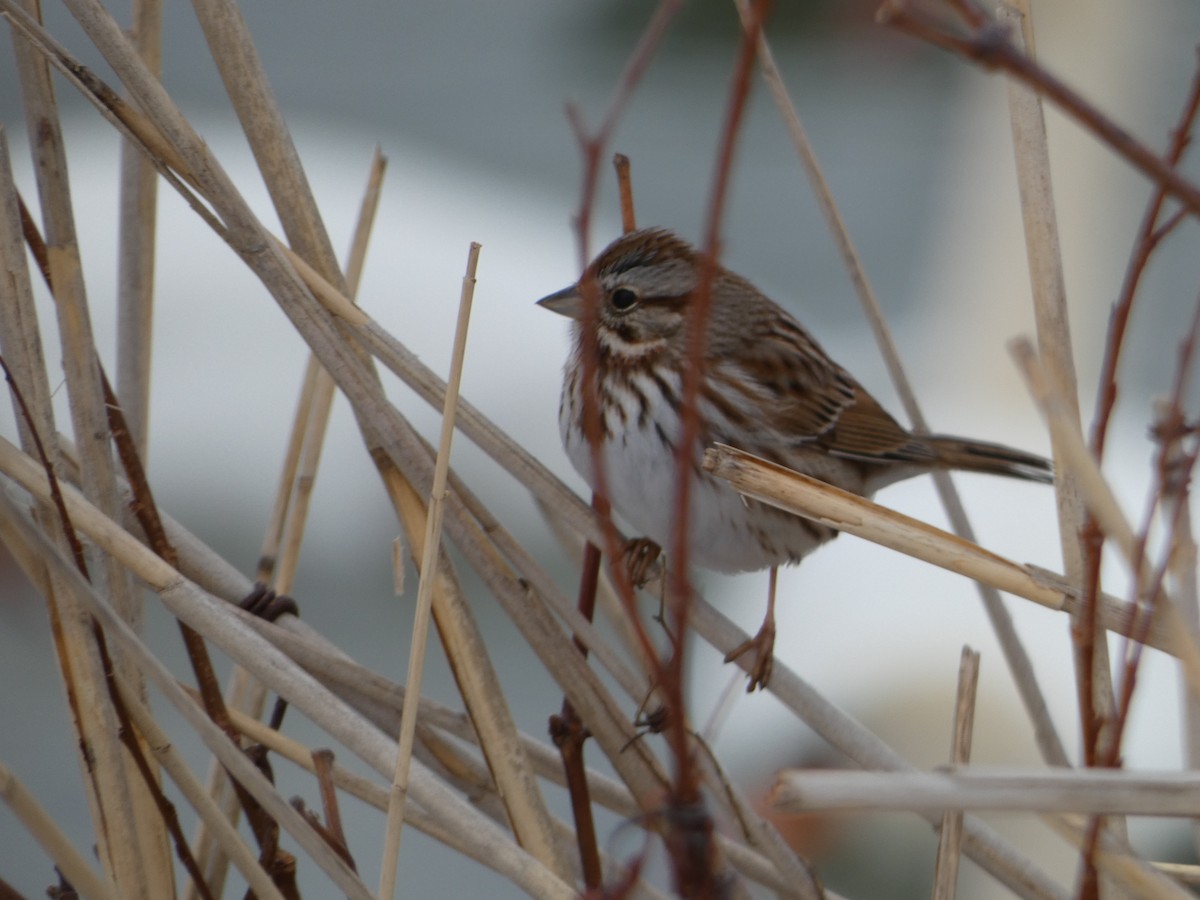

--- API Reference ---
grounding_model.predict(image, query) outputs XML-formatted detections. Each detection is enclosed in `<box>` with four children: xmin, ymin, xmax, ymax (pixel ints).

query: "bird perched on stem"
<box><xmin>540</xmin><ymin>227</ymin><xmax>1051</xmax><ymax>689</ymax></box>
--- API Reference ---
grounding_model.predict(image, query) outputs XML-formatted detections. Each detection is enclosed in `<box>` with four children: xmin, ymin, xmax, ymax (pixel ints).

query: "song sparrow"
<box><xmin>539</xmin><ymin>227</ymin><xmax>1051</xmax><ymax>688</ymax></box>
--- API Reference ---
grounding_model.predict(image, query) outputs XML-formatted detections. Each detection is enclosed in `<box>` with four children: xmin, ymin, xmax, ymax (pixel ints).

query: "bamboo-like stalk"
<box><xmin>0</xmin><ymin>761</ymin><xmax>119</xmax><ymax>900</ymax></box>
<box><xmin>188</xmin><ymin>0</ymin><xmax>345</xmax><ymax>286</ymax></box>
<box><xmin>774</xmin><ymin>767</ymin><xmax>1200</xmax><ymax>817</ymax></box>
<box><xmin>231</xmin><ymin>604</ymin><xmax>793</xmax><ymax>894</ymax></box>
<box><xmin>997</xmin><ymin>14</ymin><xmax>1115</xmax><ymax>844</ymax></box>
<box><xmin>932</xmin><ymin>647</ymin><xmax>980</xmax><ymax>900</ymax></box>
<box><xmin>115</xmin><ymin>0</ymin><xmax>162</xmax><ymax>461</ymax></box>
<box><xmin>734</xmin><ymin>0</ymin><xmax>1068</xmax><ymax>770</ymax></box>
<box><xmin>703</xmin><ymin>444</ymin><xmax>1175</xmax><ymax>655</ymax></box>
<box><xmin>388</xmin><ymin>321</ymin><xmax>570</xmax><ymax>882</ymax></box>
<box><xmin>220</xmin><ymin>705</ymin><xmax>589</xmax><ymax>899</ymax></box>
<box><xmin>274</xmin><ymin>149</ymin><xmax>386</xmax><ymax>593</ymax></box>
<box><xmin>380</xmin><ymin>243</ymin><xmax>479</xmax><ymax>891</ymax></box>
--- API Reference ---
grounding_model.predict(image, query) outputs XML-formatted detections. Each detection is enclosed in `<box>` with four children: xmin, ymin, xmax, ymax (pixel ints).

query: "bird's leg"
<box><xmin>723</xmin><ymin>566</ymin><xmax>777</xmax><ymax>691</ymax></box>
<box><xmin>620</xmin><ymin>536</ymin><xmax>671</xmax><ymax>629</ymax></box>
<box><xmin>622</xmin><ymin>537</ymin><xmax>663</xmax><ymax>589</ymax></box>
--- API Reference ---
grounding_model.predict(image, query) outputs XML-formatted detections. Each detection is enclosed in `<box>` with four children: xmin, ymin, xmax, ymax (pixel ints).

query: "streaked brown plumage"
<box><xmin>539</xmin><ymin>227</ymin><xmax>1050</xmax><ymax>686</ymax></box>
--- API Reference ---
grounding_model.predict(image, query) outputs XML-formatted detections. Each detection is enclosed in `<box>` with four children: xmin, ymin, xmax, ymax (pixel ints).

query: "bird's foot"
<box><xmin>724</xmin><ymin>619</ymin><xmax>776</xmax><ymax>692</ymax></box>
<box><xmin>622</xmin><ymin>537</ymin><xmax>663</xmax><ymax>589</ymax></box>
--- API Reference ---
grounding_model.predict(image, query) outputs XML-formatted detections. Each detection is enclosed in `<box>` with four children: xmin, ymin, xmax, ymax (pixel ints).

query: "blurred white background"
<box><xmin>2</xmin><ymin>1</ymin><xmax>1200</xmax><ymax>896</ymax></box>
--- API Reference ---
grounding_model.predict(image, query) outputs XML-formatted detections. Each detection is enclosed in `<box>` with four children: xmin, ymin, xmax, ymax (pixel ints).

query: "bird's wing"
<box><xmin>816</xmin><ymin>384</ymin><xmax>935</xmax><ymax>463</ymax></box>
<box><xmin>720</xmin><ymin>315</ymin><xmax>931</xmax><ymax>463</ymax></box>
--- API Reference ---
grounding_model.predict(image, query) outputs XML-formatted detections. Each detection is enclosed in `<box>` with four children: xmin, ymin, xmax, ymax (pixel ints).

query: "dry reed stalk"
<box><xmin>385</xmin><ymin>467</ymin><xmax>569</xmax><ymax>880</ymax></box>
<box><xmin>704</xmin><ymin>444</ymin><xmax>1176</xmax><ymax>654</ymax></box>
<box><xmin>932</xmin><ymin>647</ymin><xmax>980</xmax><ymax>900</ymax></box>
<box><xmin>115</xmin><ymin>0</ymin><xmax>162</xmax><ymax>460</ymax></box>
<box><xmin>775</xmin><ymin>767</ymin><xmax>1200</xmax><ymax>817</ymax></box>
<box><xmin>256</xmin><ymin>352</ymin><xmax>320</xmax><ymax>587</ymax></box>
<box><xmin>0</xmin><ymin>762</ymin><xmax>120</xmax><ymax>900</ymax></box>
<box><xmin>995</xmin><ymin>27</ymin><xmax>1120</xmax><ymax>888</ymax></box>
<box><xmin>201</xmin><ymin>693</ymin><xmax>582</xmax><ymax>898</ymax></box>
<box><xmin>379</xmin><ymin>242</ymin><xmax>476</xmax><ymax>885</ymax></box>
<box><xmin>1153</xmin><ymin>863</ymin><xmax>1200</xmax><ymax>887</ymax></box>
<box><xmin>232</xmin><ymin>600</ymin><xmax>797</xmax><ymax>894</ymax></box>
<box><xmin>273</xmin><ymin>149</ymin><xmax>387</xmax><ymax>595</ymax></box>
<box><xmin>1045</xmin><ymin>815</ymin><xmax>1193</xmax><ymax>900</ymax></box>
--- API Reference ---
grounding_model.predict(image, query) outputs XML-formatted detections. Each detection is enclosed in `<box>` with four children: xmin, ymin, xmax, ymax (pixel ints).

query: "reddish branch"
<box><xmin>665</xmin><ymin>4</ymin><xmax>771</xmax><ymax>894</ymax></box>
<box><xmin>566</xmin><ymin>0</ymin><xmax>775</xmax><ymax>891</ymax></box>
<box><xmin>569</xmin><ymin>0</ymin><xmax>683</xmax><ymax>683</ymax></box>
<box><xmin>560</xmin><ymin>8</ymin><xmax>681</xmax><ymax>889</ymax></box>
<box><xmin>878</xmin><ymin>1</ymin><xmax>1200</xmax><ymax>218</ymax></box>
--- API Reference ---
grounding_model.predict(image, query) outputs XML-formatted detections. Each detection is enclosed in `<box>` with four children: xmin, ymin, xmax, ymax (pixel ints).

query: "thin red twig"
<box><xmin>667</xmin><ymin>0</ymin><xmax>770</xmax><ymax>795</ymax></box>
<box><xmin>562</xmin><ymin>5</ymin><xmax>681</xmax><ymax>890</ymax></box>
<box><xmin>879</xmin><ymin>2</ymin><xmax>1200</xmax><ymax>218</ymax></box>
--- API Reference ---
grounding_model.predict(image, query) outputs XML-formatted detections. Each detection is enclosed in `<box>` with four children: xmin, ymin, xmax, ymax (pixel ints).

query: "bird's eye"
<box><xmin>610</xmin><ymin>287</ymin><xmax>639</xmax><ymax>311</ymax></box>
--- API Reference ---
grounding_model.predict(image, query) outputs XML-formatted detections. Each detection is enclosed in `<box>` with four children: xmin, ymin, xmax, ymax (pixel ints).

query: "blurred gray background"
<box><xmin>3</xmin><ymin>1</ymin><xmax>1200</xmax><ymax>897</ymax></box>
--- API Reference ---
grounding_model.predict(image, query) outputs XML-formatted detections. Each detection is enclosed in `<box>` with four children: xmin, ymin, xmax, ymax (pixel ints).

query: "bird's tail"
<box><xmin>924</xmin><ymin>435</ymin><xmax>1053</xmax><ymax>484</ymax></box>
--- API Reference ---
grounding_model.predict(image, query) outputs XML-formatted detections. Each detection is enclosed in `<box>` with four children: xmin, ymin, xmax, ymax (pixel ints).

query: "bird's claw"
<box><xmin>724</xmin><ymin>620</ymin><xmax>776</xmax><ymax>692</ymax></box>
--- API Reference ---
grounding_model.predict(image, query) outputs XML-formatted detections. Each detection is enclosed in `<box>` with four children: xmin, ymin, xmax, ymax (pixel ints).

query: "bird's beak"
<box><xmin>536</xmin><ymin>284</ymin><xmax>583</xmax><ymax>320</ymax></box>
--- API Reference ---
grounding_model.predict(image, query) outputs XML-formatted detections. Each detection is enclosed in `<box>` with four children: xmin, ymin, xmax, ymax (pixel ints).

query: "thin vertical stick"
<box><xmin>115</xmin><ymin>0</ymin><xmax>162</xmax><ymax>461</ymax></box>
<box><xmin>614</xmin><ymin>153</ymin><xmax>637</xmax><ymax>233</ymax></box>
<box><xmin>556</xmin><ymin>150</ymin><xmax>639</xmax><ymax>889</ymax></box>
<box><xmin>933</xmin><ymin>646</ymin><xmax>980</xmax><ymax>900</ymax></box>
<box><xmin>997</xmin><ymin>0</ymin><xmax>1102</xmax><ymax>737</ymax></box>
<box><xmin>379</xmin><ymin>242</ymin><xmax>480</xmax><ymax>897</ymax></box>
<box><xmin>999</xmin><ymin>7</ymin><xmax>1120</xmax><ymax>892</ymax></box>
